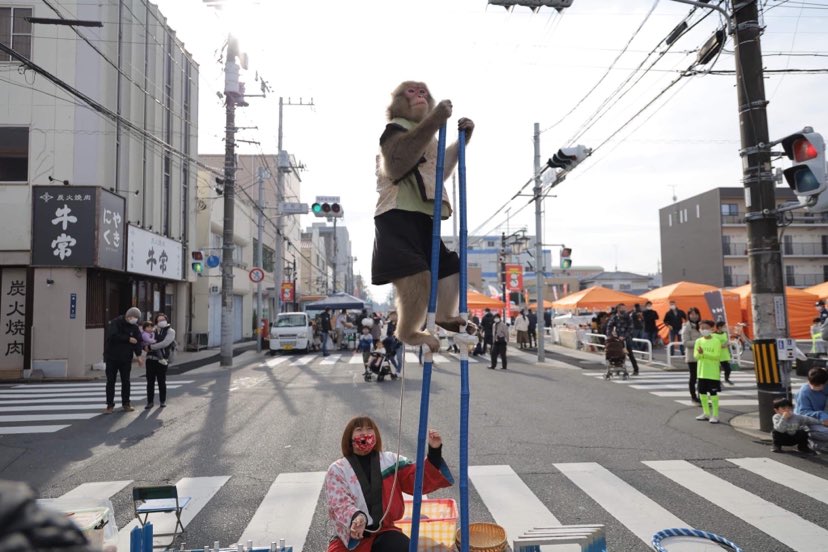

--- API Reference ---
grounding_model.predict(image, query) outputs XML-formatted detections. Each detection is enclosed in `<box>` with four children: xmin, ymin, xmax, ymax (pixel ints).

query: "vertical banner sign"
<box><xmin>97</xmin><ymin>189</ymin><xmax>126</xmax><ymax>270</ymax></box>
<box><xmin>69</xmin><ymin>293</ymin><xmax>77</xmax><ymax>320</ymax></box>
<box><xmin>31</xmin><ymin>186</ymin><xmax>96</xmax><ymax>266</ymax></box>
<box><xmin>703</xmin><ymin>290</ymin><xmax>728</xmax><ymax>325</ymax></box>
<box><xmin>0</xmin><ymin>268</ymin><xmax>26</xmax><ymax>370</ymax></box>
<box><xmin>281</xmin><ymin>282</ymin><xmax>294</xmax><ymax>302</ymax></box>
<box><xmin>505</xmin><ymin>264</ymin><xmax>523</xmax><ymax>291</ymax></box>
<box><xmin>773</xmin><ymin>295</ymin><xmax>787</xmax><ymax>331</ymax></box>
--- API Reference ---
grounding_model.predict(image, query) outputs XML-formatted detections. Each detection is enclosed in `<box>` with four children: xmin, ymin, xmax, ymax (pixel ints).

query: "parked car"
<box><xmin>270</xmin><ymin>312</ymin><xmax>314</xmax><ymax>354</ymax></box>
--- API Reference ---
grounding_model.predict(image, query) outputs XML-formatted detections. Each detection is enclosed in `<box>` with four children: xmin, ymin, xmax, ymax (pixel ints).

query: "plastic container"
<box><xmin>38</xmin><ymin>497</ymin><xmax>118</xmax><ymax>551</ymax></box>
<box><xmin>395</xmin><ymin>498</ymin><xmax>458</xmax><ymax>552</ymax></box>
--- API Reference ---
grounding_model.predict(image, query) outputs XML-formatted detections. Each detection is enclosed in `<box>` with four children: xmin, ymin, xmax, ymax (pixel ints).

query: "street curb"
<box><xmin>730</xmin><ymin>411</ymin><xmax>772</xmax><ymax>442</ymax></box>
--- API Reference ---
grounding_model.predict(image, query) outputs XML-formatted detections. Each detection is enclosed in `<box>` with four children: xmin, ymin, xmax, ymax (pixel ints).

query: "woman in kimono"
<box><xmin>325</xmin><ymin>416</ymin><xmax>453</xmax><ymax>551</ymax></box>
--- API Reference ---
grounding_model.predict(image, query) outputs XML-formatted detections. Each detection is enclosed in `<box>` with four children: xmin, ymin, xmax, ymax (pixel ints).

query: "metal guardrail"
<box><xmin>665</xmin><ymin>342</ymin><xmax>684</xmax><ymax>368</ymax></box>
<box><xmin>632</xmin><ymin>338</ymin><xmax>653</xmax><ymax>362</ymax></box>
<box><xmin>579</xmin><ymin>333</ymin><xmax>652</xmax><ymax>362</ymax></box>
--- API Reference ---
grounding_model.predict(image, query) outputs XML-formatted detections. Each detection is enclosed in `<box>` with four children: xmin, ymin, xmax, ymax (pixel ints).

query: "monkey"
<box><xmin>371</xmin><ymin>81</ymin><xmax>476</xmax><ymax>353</ymax></box>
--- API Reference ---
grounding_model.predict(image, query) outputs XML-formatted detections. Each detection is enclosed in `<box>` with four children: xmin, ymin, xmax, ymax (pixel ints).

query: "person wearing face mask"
<box><xmin>145</xmin><ymin>313</ymin><xmax>176</xmax><ymax>409</ymax></box>
<box><xmin>663</xmin><ymin>301</ymin><xmax>687</xmax><ymax>355</ymax></box>
<box><xmin>681</xmin><ymin>307</ymin><xmax>702</xmax><ymax>404</ymax></box>
<box><xmin>489</xmin><ymin>314</ymin><xmax>509</xmax><ymax>369</ymax></box>
<box><xmin>642</xmin><ymin>301</ymin><xmax>660</xmax><ymax>348</ymax></box>
<box><xmin>324</xmin><ymin>416</ymin><xmax>453</xmax><ymax>552</ymax></box>
<box><xmin>103</xmin><ymin>306</ymin><xmax>143</xmax><ymax>413</ymax></box>
<box><xmin>606</xmin><ymin>303</ymin><xmax>639</xmax><ymax>376</ymax></box>
<box><xmin>694</xmin><ymin>320</ymin><xmax>723</xmax><ymax>424</ymax></box>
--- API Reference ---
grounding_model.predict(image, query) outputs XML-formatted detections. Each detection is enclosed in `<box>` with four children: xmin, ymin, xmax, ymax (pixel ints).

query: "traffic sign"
<box><xmin>206</xmin><ymin>255</ymin><xmax>221</xmax><ymax>268</ymax></box>
<box><xmin>315</xmin><ymin>195</ymin><xmax>340</xmax><ymax>203</ymax></box>
<box><xmin>249</xmin><ymin>267</ymin><xmax>265</xmax><ymax>283</ymax></box>
<box><xmin>280</xmin><ymin>202</ymin><xmax>309</xmax><ymax>215</ymax></box>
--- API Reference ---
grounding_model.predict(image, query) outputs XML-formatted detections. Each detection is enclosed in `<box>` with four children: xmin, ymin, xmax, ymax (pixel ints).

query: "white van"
<box><xmin>269</xmin><ymin>312</ymin><xmax>314</xmax><ymax>354</ymax></box>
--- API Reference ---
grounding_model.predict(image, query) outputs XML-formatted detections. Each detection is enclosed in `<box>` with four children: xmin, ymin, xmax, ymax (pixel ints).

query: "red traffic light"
<box><xmin>191</xmin><ymin>250</ymin><xmax>204</xmax><ymax>261</ymax></box>
<box><xmin>793</xmin><ymin>138</ymin><xmax>818</xmax><ymax>162</ymax></box>
<box><xmin>560</xmin><ymin>247</ymin><xmax>572</xmax><ymax>258</ymax></box>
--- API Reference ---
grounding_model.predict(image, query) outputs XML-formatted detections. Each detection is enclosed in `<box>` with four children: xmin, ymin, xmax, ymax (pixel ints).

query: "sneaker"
<box><xmin>144</xmin><ymin>403</ymin><xmax>153</xmax><ymax>410</ymax></box>
<box><xmin>709</xmin><ymin>417</ymin><xmax>719</xmax><ymax>424</ymax></box>
<box><xmin>695</xmin><ymin>414</ymin><xmax>709</xmax><ymax>421</ymax></box>
<box><xmin>798</xmin><ymin>446</ymin><xmax>816</xmax><ymax>455</ymax></box>
<box><xmin>103</xmin><ymin>406</ymin><xmax>114</xmax><ymax>414</ymax></box>
<box><xmin>725</xmin><ymin>379</ymin><xmax>734</xmax><ymax>386</ymax></box>
<box><xmin>633</xmin><ymin>370</ymin><xmax>639</xmax><ymax>376</ymax></box>
<box><xmin>122</xmin><ymin>405</ymin><xmax>135</xmax><ymax>412</ymax></box>
<box><xmin>772</xmin><ymin>445</ymin><xmax>783</xmax><ymax>453</ymax></box>
<box><xmin>160</xmin><ymin>403</ymin><xmax>166</xmax><ymax>408</ymax></box>
<box><xmin>159</xmin><ymin>359</ymin><xmax>168</xmax><ymax>366</ymax></box>
<box><xmin>488</xmin><ymin>366</ymin><xmax>495</xmax><ymax>370</ymax></box>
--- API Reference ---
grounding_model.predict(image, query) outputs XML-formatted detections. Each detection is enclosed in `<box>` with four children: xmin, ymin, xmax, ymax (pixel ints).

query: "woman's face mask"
<box><xmin>157</xmin><ymin>320</ymin><xmax>169</xmax><ymax>328</ymax></box>
<box><xmin>352</xmin><ymin>431</ymin><xmax>376</xmax><ymax>454</ymax></box>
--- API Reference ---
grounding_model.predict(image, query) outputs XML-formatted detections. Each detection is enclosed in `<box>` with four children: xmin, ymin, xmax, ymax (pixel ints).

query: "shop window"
<box><xmin>0</xmin><ymin>7</ymin><xmax>32</xmax><ymax>62</ymax></box>
<box><xmin>0</xmin><ymin>126</ymin><xmax>28</xmax><ymax>182</ymax></box>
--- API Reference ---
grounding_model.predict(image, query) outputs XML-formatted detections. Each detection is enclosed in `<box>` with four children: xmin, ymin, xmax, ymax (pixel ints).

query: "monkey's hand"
<box><xmin>433</xmin><ymin>99</ymin><xmax>453</xmax><ymax>123</ymax></box>
<box><xmin>458</xmin><ymin>117</ymin><xmax>474</xmax><ymax>143</ymax></box>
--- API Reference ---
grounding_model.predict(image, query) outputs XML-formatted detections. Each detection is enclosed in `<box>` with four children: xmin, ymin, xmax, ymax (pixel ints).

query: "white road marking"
<box><xmin>59</xmin><ymin>480</ymin><xmax>133</xmax><ymax>500</ymax></box>
<box><xmin>264</xmin><ymin>357</ymin><xmax>290</xmax><ymax>367</ymax></box>
<box><xmin>0</xmin><ymin>424</ymin><xmax>70</xmax><ymax>434</ymax></box>
<box><xmin>644</xmin><ymin>460</ymin><xmax>828</xmax><ymax>551</ymax></box>
<box><xmin>292</xmin><ymin>355</ymin><xmax>315</xmax><ymax>366</ymax></box>
<box><xmin>674</xmin><ymin>399</ymin><xmax>760</xmax><ymax>407</ymax></box>
<box><xmin>320</xmin><ymin>354</ymin><xmax>341</xmax><ymax>365</ymax></box>
<box><xmin>727</xmin><ymin>457</ymin><xmax>828</xmax><ymax>505</ymax></box>
<box><xmin>0</xmin><ymin>404</ymin><xmax>114</xmax><ymax>412</ymax></box>
<box><xmin>0</xmin><ymin>413</ymin><xmax>99</xmax><ymax>422</ymax></box>
<box><xmin>238</xmin><ymin>471</ymin><xmax>326</xmax><ymax>551</ymax></box>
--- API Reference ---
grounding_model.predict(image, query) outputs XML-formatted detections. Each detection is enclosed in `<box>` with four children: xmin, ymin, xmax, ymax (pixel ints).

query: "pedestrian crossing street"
<box><xmin>582</xmin><ymin>370</ymin><xmax>806</xmax><ymax>408</ymax></box>
<box><xmin>43</xmin><ymin>456</ymin><xmax>828</xmax><ymax>551</ymax></box>
<box><xmin>0</xmin><ymin>380</ymin><xmax>195</xmax><ymax>435</ymax></box>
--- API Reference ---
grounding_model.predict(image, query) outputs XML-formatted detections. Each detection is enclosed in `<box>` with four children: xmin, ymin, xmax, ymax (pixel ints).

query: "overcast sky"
<box><xmin>154</xmin><ymin>0</ymin><xmax>828</xmax><ymax>302</ymax></box>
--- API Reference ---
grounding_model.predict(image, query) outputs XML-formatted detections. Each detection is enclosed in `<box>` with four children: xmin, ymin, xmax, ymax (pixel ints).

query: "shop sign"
<box><xmin>126</xmin><ymin>225</ymin><xmax>183</xmax><ymax>281</ymax></box>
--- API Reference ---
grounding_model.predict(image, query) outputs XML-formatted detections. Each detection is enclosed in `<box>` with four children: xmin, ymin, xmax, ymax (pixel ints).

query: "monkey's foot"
<box><xmin>437</xmin><ymin>318</ymin><xmax>478</xmax><ymax>336</ymax></box>
<box><xmin>402</xmin><ymin>331</ymin><xmax>440</xmax><ymax>353</ymax></box>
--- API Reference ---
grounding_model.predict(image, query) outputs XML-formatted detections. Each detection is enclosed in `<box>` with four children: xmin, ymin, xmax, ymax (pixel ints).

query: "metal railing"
<box><xmin>579</xmin><ymin>333</ymin><xmax>652</xmax><ymax>362</ymax></box>
<box><xmin>722</xmin><ymin>242</ymin><xmax>748</xmax><ymax>256</ymax></box>
<box><xmin>785</xmin><ymin>273</ymin><xmax>825</xmax><ymax>287</ymax></box>
<box><xmin>721</xmin><ymin>214</ymin><xmax>745</xmax><ymax>225</ymax></box>
<box><xmin>783</xmin><ymin>242</ymin><xmax>828</xmax><ymax>256</ymax></box>
<box><xmin>665</xmin><ymin>341</ymin><xmax>685</xmax><ymax>368</ymax></box>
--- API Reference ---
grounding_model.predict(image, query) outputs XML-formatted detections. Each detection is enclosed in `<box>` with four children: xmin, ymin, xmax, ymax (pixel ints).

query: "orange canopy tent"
<box><xmin>552</xmin><ymin>286</ymin><xmax>642</xmax><ymax>311</ymax></box>
<box><xmin>467</xmin><ymin>290</ymin><xmax>505</xmax><ymax>310</ymax></box>
<box><xmin>640</xmin><ymin>281</ymin><xmax>743</xmax><ymax>342</ymax></box>
<box><xmin>527</xmin><ymin>300</ymin><xmax>555</xmax><ymax>310</ymax></box>
<box><xmin>731</xmin><ymin>284</ymin><xmax>818</xmax><ymax>339</ymax></box>
<box><xmin>806</xmin><ymin>281</ymin><xmax>828</xmax><ymax>301</ymax></box>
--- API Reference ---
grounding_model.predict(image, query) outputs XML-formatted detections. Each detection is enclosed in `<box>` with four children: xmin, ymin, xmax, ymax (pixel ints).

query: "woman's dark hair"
<box><xmin>153</xmin><ymin>313</ymin><xmax>168</xmax><ymax>324</ymax></box>
<box><xmin>341</xmin><ymin>416</ymin><xmax>383</xmax><ymax>457</ymax></box>
<box><xmin>687</xmin><ymin>307</ymin><xmax>701</xmax><ymax>329</ymax></box>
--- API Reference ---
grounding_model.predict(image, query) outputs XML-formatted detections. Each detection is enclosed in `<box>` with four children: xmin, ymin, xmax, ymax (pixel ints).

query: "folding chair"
<box><xmin>132</xmin><ymin>485</ymin><xmax>192</xmax><ymax>539</ymax></box>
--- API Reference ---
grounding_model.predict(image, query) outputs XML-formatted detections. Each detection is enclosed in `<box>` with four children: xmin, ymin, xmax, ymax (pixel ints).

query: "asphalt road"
<box><xmin>1</xmin><ymin>346</ymin><xmax>826</xmax><ymax>551</ymax></box>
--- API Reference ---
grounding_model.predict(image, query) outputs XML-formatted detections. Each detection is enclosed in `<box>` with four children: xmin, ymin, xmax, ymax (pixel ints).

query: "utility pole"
<box><xmin>256</xmin><ymin>165</ymin><xmax>265</xmax><ymax>354</ymax></box>
<box><xmin>733</xmin><ymin>1</ymin><xmax>789</xmax><ymax>430</ymax></box>
<box><xmin>332</xmin><ymin>217</ymin><xmax>338</xmax><ymax>293</ymax></box>
<box><xmin>220</xmin><ymin>35</ymin><xmax>240</xmax><ymax>367</ymax></box>
<box><xmin>275</xmin><ymin>96</ymin><xmax>314</xmax><ymax>314</ymax></box>
<box><xmin>533</xmin><ymin>122</ymin><xmax>545</xmax><ymax>363</ymax></box>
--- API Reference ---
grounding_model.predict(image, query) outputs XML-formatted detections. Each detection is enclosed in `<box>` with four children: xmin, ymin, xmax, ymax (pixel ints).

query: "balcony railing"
<box><xmin>724</xmin><ymin>274</ymin><xmax>750</xmax><ymax>287</ymax></box>
<box><xmin>789</xmin><ymin>213</ymin><xmax>828</xmax><ymax>225</ymax></box>
<box><xmin>722</xmin><ymin>242</ymin><xmax>748</xmax><ymax>256</ymax></box>
<box><xmin>785</xmin><ymin>273</ymin><xmax>826</xmax><ymax>287</ymax></box>
<box><xmin>782</xmin><ymin>242</ymin><xmax>828</xmax><ymax>256</ymax></box>
<box><xmin>721</xmin><ymin>214</ymin><xmax>744</xmax><ymax>225</ymax></box>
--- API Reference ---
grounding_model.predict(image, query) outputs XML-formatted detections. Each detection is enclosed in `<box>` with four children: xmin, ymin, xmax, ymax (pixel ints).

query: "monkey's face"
<box><xmin>387</xmin><ymin>81</ymin><xmax>434</xmax><ymax>122</ymax></box>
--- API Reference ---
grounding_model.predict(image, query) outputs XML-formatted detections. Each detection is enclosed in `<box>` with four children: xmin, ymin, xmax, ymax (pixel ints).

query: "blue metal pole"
<box><xmin>457</xmin><ymin>129</ymin><xmax>470</xmax><ymax>552</ymax></box>
<box><xmin>409</xmin><ymin>124</ymin><xmax>447</xmax><ymax>552</ymax></box>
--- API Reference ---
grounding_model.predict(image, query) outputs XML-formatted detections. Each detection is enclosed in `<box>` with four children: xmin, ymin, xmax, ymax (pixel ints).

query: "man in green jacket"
<box><xmin>694</xmin><ymin>320</ymin><xmax>723</xmax><ymax>424</ymax></box>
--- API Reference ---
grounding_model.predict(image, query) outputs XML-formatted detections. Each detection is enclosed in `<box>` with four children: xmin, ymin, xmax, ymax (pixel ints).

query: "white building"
<box><xmin>0</xmin><ymin>1</ymin><xmax>197</xmax><ymax>378</ymax></box>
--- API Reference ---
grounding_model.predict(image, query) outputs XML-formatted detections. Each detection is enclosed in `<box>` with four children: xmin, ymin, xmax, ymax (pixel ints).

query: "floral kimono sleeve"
<box><xmin>395</xmin><ymin>454</ymin><xmax>454</xmax><ymax>496</ymax></box>
<box><xmin>325</xmin><ymin>463</ymin><xmax>364</xmax><ymax>550</ymax></box>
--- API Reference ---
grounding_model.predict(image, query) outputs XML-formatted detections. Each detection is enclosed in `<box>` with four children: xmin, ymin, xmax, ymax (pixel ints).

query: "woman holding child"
<box><xmin>145</xmin><ymin>313</ymin><xmax>175</xmax><ymax>409</ymax></box>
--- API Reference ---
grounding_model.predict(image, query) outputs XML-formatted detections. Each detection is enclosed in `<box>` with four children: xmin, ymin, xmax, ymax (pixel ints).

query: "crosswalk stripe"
<box><xmin>0</xmin><ymin>404</ymin><xmax>111</xmax><ymax>412</ymax></box>
<box><xmin>554</xmin><ymin>462</ymin><xmax>697</xmax><ymax>552</ymax></box>
<box><xmin>59</xmin><ymin>480</ymin><xmax>133</xmax><ymax>500</ymax></box>
<box><xmin>116</xmin><ymin>476</ymin><xmax>231</xmax><ymax>551</ymax></box>
<box><xmin>0</xmin><ymin>424</ymin><xmax>69</xmax><ymax>434</ymax></box>
<box><xmin>405</xmin><ymin>352</ymin><xmax>420</xmax><ymax>364</ymax></box>
<box><xmin>349</xmin><ymin>354</ymin><xmax>365</xmax><ymax>364</ymax></box>
<box><xmin>292</xmin><ymin>355</ymin><xmax>315</xmax><ymax>366</ymax></box>
<box><xmin>0</xmin><ymin>385</ymin><xmax>183</xmax><ymax>398</ymax></box>
<box><xmin>653</xmin><ymin>390</ymin><xmax>759</xmax><ymax>397</ymax></box>
<box><xmin>675</xmin><ymin>399</ymin><xmax>760</xmax><ymax>407</ymax></box>
<box><xmin>727</xmin><ymin>457</ymin><xmax>828</xmax><ymax>506</ymax></box>
<box><xmin>238</xmin><ymin>472</ymin><xmax>326</xmax><ymax>551</ymax></box>
<box><xmin>0</xmin><ymin>397</ymin><xmax>131</xmax><ymax>405</ymax></box>
<box><xmin>0</xmin><ymin>413</ymin><xmax>99</xmax><ymax>422</ymax></box>
<box><xmin>468</xmin><ymin>465</ymin><xmax>562</xmax><ymax>548</ymax></box>
<box><xmin>432</xmin><ymin>354</ymin><xmax>450</xmax><ymax>364</ymax></box>
<box><xmin>644</xmin><ymin>460</ymin><xmax>828</xmax><ymax>551</ymax></box>
<box><xmin>6</xmin><ymin>380</ymin><xmax>195</xmax><ymax>389</ymax></box>
<box><xmin>265</xmin><ymin>357</ymin><xmax>290</xmax><ymax>367</ymax></box>
<box><xmin>320</xmin><ymin>354</ymin><xmax>341</xmax><ymax>365</ymax></box>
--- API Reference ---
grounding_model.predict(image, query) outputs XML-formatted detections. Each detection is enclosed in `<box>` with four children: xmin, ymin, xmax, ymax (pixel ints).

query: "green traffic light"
<box><xmin>192</xmin><ymin>262</ymin><xmax>204</xmax><ymax>273</ymax></box>
<box><xmin>312</xmin><ymin>203</ymin><xmax>322</xmax><ymax>214</ymax></box>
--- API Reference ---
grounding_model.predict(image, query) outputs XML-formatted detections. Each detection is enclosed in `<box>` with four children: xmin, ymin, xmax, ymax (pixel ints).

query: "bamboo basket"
<box><xmin>455</xmin><ymin>522</ymin><xmax>507</xmax><ymax>552</ymax></box>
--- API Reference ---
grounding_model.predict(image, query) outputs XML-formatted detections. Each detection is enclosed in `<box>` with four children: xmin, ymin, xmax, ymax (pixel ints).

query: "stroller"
<box><xmin>363</xmin><ymin>337</ymin><xmax>401</xmax><ymax>383</ymax></box>
<box><xmin>604</xmin><ymin>335</ymin><xmax>629</xmax><ymax>380</ymax></box>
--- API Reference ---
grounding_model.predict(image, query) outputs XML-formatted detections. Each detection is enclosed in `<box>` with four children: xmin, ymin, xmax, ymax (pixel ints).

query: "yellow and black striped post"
<box><xmin>751</xmin><ymin>339</ymin><xmax>790</xmax><ymax>431</ymax></box>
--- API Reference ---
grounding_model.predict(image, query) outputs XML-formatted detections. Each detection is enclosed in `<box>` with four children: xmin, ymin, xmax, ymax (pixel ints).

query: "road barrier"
<box><xmin>665</xmin><ymin>342</ymin><xmax>684</xmax><ymax>369</ymax></box>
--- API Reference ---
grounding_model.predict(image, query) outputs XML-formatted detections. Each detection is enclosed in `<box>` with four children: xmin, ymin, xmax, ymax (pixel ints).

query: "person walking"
<box><xmin>481</xmin><ymin>308</ymin><xmax>494</xmax><ymax>355</ymax></box>
<box><xmin>606</xmin><ymin>303</ymin><xmax>640</xmax><ymax>376</ymax></box>
<box><xmin>489</xmin><ymin>314</ymin><xmax>509</xmax><ymax>370</ymax></box>
<box><xmin>103</xmin><ymin>307</ymin><xmax>142</xmax><ymax>413</ymax></box>
<box><xmin>642</xmin><ymin>301</ymin><xmax>660</xmax><ymax>348</ymax></box>
<box><xmin>664</xmin><ymin>301</ymin><xmax>687</xmax><ymax>355</ymax></box>
<box><xmin>631</xmin><ymin>304</ymin><xmax>644</xmax><ymax>351</ymax></box>
<box><xmin>527</xmin><ymin>308</ymin><xmax>538</xmax><ymax>349</ymax></box>
<box><xmin>319</xmin><ymin>307</ymin><xmax>333</xmax><ymax>357</ymax></box>
<box><xmin>145</xmin><ymin>313</ymin><xmax>176</xmax><ymax>409</ymax></box>
<box><xmin>681</xmin><ymin>307</ymin><xmax>702</xmax><ymax>404</ymax></box>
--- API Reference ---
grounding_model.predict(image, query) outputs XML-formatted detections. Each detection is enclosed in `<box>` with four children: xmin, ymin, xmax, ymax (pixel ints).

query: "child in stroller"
<box><xmin>364</xmin><ymin>340</ymin><xmax>400</xmax><ymax>382</ymax></box>
<box><xmin>604</xmin><ymin>335</ymin><xmax>629</xmax><ymax>380</ymax></box>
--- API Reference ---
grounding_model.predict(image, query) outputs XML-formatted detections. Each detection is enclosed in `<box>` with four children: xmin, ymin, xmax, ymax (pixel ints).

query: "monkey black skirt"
<box><xmin>372</xmin><ymin>209</ymin><xmax>460</xmax><ymax>286</ymax></box>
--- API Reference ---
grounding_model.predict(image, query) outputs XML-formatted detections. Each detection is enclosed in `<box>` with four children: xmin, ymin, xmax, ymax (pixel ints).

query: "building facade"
<box><xmin>579</xmin><ymin>271</ymin><xmax>653</xmax><ymax>295</ymax></box>
<box><xmin>660</xmin><ymin>187</ymin><xmax>828</xmax><ymax>288</ymax></box>
<box><xmin>310</xmin><ymin>221</ymin><xmax>353</xmax><ymax>295</ymax></box>
<box><xmin>0</xmin><ymin>0</ymin><xmax>197</xmax><ymax>378</ymax></box>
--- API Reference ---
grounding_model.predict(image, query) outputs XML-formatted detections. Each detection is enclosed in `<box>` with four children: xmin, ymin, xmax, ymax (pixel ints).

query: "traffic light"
<box><xmin>781</xmin><ymin>128</ymin><xmax>826</xmax><ymax>211</ymax></box>
<box><xmin>560</xmin><ymin>247</ymin><xmax>572</xmax><ymax>269</ymax></box>
<box><xmin>311</xmin><ymin>202</ymin><xmax>343</xmax><ymax>218</ymax></box>
<box><xmin>547</xmin><ymin>145</ymin><xmax>591</xmax><ymax>170</ymax></box>
<box><xmin>191</xmin><ymin>250</ymin><xmax>205</xmax><ymax>275</ymax></box>
<box><xmin>488</xmin><ymin>0</ymin><xmax>574</xmax><ymax>12</ymax></box>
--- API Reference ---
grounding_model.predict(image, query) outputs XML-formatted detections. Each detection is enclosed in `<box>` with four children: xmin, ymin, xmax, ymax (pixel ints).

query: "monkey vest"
<box><xmin>374</xmin><ymin>117</ymin><xmax>453</xmax><ymax>220</ymax></box>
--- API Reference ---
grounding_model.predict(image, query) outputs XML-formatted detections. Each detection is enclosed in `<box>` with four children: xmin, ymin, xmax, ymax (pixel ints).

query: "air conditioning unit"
<box><xmin>209</xmin><ymin>285</ymin><xmax>220</xmax><ymax>295</ymax></box>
